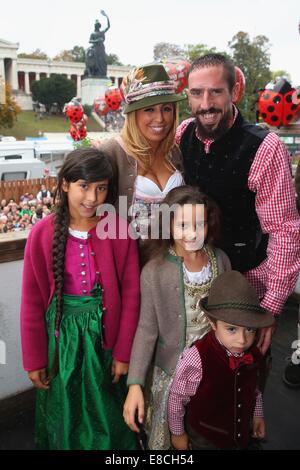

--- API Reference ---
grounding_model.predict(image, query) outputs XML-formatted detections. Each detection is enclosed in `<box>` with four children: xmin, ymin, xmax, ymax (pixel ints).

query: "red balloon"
<box><xmin>94</xmin><ymin>97</ymin><xmax>109</xmax><ymax>116</ymax></box>
<box><xmin>258</xmin><ymin>78</ymin><xmax>300</xmax><ymax>127</ymax></box>
<box><xmin>69</xmin><ymin>120</ymin><xmax>87</xmax><ymax>141</ymax></box>
<box><xmin>233</xmin><ymin>66</ymin><xmax>245</xmax><ymax>104</ymax></box>
<box><xmin>105</xmin><ymin>86</ymin><xmax>123</xmax><ymax>111</ymax></box>
<box><xmin>64</xmin><ymin>99</ymin><xmax>84</xmax><ymax>123</ymax></box>
<box><xmin>164</xmin><ymin>60</ymin><xmax>190</xmax><ymax>94</ymax></box>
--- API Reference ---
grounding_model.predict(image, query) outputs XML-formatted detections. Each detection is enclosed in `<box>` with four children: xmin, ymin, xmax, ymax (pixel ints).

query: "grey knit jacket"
<box><xmin>127</xmin><ymin>249</ymin><xmax>231</xmax><ymax>386</ymax></box>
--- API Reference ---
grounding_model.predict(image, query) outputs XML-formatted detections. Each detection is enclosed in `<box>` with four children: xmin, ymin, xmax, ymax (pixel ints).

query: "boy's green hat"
<box><xmin>123</xmin><ymin>63</ymin><xmax>185</xmax><ymax>114</ymax></box>
<box><xmin>201</xmin><ymin>271</ymin><xmax>275</xmax><ymax>328</ymax></box>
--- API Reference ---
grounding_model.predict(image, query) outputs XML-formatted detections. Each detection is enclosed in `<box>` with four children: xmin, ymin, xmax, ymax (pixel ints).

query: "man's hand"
<box><xmin>257</xmin><ymin>325</ymin><xmax>276</xmax><ymax>355</ymax></box>
<box><xmin>171</xmin><ymin>432</ymin><xmax>189</xmax><ymax>450</ymax></box>
<box><xmin>28</xmin><ymin>368</ymin><xmax>50</xmax><ymax>390</ymax></box>
<box><xmin>111</xmin><ymin>359</ymin><xmax>128</xmax><ymax>384</ymax></box>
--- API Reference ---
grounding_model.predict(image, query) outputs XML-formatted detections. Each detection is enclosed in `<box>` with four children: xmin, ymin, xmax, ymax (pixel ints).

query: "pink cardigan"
<box><xmin>20</xmin><ymin>213</ymin><xmax>140</xmax><ymax>371</ymax></box>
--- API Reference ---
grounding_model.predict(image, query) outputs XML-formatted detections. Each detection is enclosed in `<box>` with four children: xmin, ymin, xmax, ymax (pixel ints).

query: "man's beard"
<box><xmin>195</xmin><ymin>107</ymin><xmax>232</xmax><ymax>140</ymax></box>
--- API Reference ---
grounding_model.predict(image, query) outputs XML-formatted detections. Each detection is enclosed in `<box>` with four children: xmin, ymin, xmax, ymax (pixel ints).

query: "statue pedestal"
<box><xmin>81</xmin><ymin>77</ymin><xmax>111</xmax><ymax>106</ymax></box>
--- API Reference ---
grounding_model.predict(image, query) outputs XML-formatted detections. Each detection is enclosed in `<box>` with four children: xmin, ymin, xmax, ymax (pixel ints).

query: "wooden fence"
<box><xmin>0</xmin><ymin>177</ymin><xmax>57</xmax><ymax>202</ymax></box>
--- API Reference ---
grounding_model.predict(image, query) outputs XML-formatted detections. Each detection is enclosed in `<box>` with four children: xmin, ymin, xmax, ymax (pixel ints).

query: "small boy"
<box><xmin>167</xmin><ymin>270</ymin><xmax>275</xmax><ymax>450</ymax></box>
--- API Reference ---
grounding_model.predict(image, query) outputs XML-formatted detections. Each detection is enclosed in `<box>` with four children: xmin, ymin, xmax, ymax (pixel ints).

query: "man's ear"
<box><xmin>61</xmin><ymin>179</ymin><xmax>69</xmax><ymax>192</ymax></box>
<box><xmin>231</xmin><ymin>81</ymin><xmax>240</xmax><ymax>104</ymax></box>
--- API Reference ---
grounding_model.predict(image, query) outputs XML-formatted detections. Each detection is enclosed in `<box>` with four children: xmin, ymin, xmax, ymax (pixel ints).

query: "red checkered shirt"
<box><xmin>176</xmin><ymin>107</ymin><xmax>300</xmax><ymax>316</ymax></box>
<box><xmin>167</xmin><ymin>344</ymin><xmax>263</xmax><ymax>436</ymax></box>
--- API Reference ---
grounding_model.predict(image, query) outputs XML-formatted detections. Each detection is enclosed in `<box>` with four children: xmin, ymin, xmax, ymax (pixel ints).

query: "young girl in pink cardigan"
<box><xmin>20</xmin><ymin>148</ymin><xmax>140</xmax><ymax>450</ymax></box>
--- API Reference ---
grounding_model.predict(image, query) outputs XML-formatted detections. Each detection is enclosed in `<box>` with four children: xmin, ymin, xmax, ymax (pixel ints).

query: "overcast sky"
<box><xmin>1</xmin><ymin>0</ymin><xmax>299</xmax><ymax>84</ymax></box>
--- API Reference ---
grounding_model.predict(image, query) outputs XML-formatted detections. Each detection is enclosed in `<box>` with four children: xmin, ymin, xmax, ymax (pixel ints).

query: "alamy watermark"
<box><xmin>96</xmin><ymin>197</ymin><xmax>206</xmax><ymax>249</ymax></box>
<box><xmin>291</xmin><ymin>339</ymin><xmax>300</xmax><ymax>365</ymax></box>
<box><xmin>0</xmin><ymin>340</ymin><xmax>6</xmax><ymax>365</ymax></box>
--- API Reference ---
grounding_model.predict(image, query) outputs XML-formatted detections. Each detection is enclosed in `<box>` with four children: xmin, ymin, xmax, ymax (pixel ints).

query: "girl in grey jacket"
<box><xmin>123</xmin><ymin>186</ymin><xmax>231</xmax><ymax>450</ymax></box>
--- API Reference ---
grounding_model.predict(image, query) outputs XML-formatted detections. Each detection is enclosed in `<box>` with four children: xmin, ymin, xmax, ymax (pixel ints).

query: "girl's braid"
<box><xmin>48</xmin><ymin>201</ymin><xmax>69</xmax><ymax>379</ymax></box>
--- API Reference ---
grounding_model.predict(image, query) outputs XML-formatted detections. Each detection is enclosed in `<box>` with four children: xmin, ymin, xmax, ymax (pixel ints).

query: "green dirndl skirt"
<box><xmin>35</xmin><ymin>285</ymin><xmax>137</xmax><ymax>450</ymax></box>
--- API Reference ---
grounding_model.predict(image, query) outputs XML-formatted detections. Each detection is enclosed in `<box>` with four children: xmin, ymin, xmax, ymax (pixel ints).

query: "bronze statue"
<box><xmin>85</xmin><ymin>10</ymin><xmax>110</xmax><ymax>78</ymax></box>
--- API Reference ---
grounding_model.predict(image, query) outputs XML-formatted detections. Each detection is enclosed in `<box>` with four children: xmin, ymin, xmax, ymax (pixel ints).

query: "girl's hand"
<box><xmin>252</xmin><ymin>417</ymin><xmax>266</xmax><ymax>439</ymax></box>
<box><xmin>28</xmin><ymin>368</ymin><xmax>50</xmax><ymax>390</ymax></box>
<box><xmin>123</xmin><ymin>384</ymin><xmax>144</xmax><ymax>433</ymax></box>
<box><xmin>171</xmin><ymin>432</ymin><xmax>189</xmax><ymax>450</ymax></box>
<box><xmin>111</xmin><ymin>359</ymin><xmax>128</xmax><ymax>384</ymax></box>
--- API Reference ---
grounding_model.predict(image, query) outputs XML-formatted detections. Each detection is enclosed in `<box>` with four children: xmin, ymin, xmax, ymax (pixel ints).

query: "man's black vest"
<box><xmin>180</xmin><ymin>112</ymin><xmax>269</xmax><ymax>272</ymax></box>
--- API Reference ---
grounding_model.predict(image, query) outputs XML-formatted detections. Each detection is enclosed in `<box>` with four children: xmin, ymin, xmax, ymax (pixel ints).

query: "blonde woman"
<box><xmin>98</xmin><ymin>64</ymin><xmax>185</xmax><ymax>237</ymax></box>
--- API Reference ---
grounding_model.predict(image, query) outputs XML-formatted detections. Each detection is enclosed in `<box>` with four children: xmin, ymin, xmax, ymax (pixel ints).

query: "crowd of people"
<box><xmin>0</xmin><ymin>185</ymin><xmax>54</xmax><ymax>234</ymax></box>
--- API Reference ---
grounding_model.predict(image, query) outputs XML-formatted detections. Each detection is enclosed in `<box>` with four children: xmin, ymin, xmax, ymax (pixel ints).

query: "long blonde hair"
<box><xmin>120</xmin><ymin>104</ymin><xmax>179</xmax><ymax>175</ymax></box>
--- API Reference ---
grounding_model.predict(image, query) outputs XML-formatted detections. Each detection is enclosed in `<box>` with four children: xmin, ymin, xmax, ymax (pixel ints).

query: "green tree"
<box><xmin>18</xmin><ymin>49</ymin><xmax>49</xmax><ymax>60</ymax></box>
<box><xmin>0</xmin><ymin>83</ymin><xmax>21</xmax><ymax>128</ymax></box>
<box><xmin>153</xmin><ymin>42</ymin><xmax>184</xmax><ymax>61</ymax></box>
<box><xmin>228</xmin><ymin>31</ymin><xmax>272</xmax><ymax>122</ymax></box>
<box><xmin>106</xmin><ymin>53</ymin><xmax>123</xmax><ymax>66</ymax></box>
<box><xmin>183</xmin><ymin>43</ymin><xmax>221</xmax><ymax>62</ymax></box>
<box><xmin>271</xmin><ymin>69</ymin><xmax>291</xmax><ymax>81</ymax></box>
<box><xmin>31</xmin><ymin>75</ymin><xmax>76</xmax><ymax>113</ymax></box>
<box><xmin>54</xmin><ymin>46</ymin><xmax>86</xmax><ymax>62</ymax></box>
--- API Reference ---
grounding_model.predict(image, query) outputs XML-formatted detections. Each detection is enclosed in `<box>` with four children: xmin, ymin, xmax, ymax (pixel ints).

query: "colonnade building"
<box><xmin>0</xmin><ymin>38</ymin><xmax>130</xmax><ymax>110</ymax></box>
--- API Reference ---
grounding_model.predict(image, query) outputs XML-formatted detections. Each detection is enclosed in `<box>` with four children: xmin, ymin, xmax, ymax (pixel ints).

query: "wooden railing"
<box><xmin>0</xmin><ymin>177</ymin><xmax>57</xmax><ymax>201</ymax></box>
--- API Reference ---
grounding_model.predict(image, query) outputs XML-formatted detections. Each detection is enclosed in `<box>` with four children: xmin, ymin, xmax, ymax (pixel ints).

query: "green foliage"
<box><xmin>153</xmin><ymin>42</ymin><xmax>184</xmax><ymax>61</ymax></box>
<box><xmin>228</xmin><ymin>31</ymin><xmax>272</xmax><ymax>122</ymax></box>
<box><xmin>153</xmin><ymin>42</ymin><xmax>229</xmax><ymax>63</ymax></box>
<box><xmin>31</xmin><ymin>75</ymin><xmax>76</xmax><ymax>113</ymax></box>
<box><xmin>18</xmin><ymin>49</ymin><xmax>49</xmax><ymax>60</ymax></box>
<box><xmin>271</xmin><ymin>70</ymin><xmax>291</xmax><ymax>81</ymax></box>
<box><xmin>0</xmin><ymin>83</ymin><xmax>21</xmax><ymax>129</ymax></box>
<box><xmin>0</xmin><ymin>111</ymin><xmax>103</xmax><ymax>140</ymax></box>
<box><xmin>54</xmin><ymin>46</ymin><xmax>86</xmax><ymax>63</ymax></box>
<box><xmin>184</xmin><ymin>44</ymin><xmax>230</xmax><ymax>62</ymax></box>
<box><xmin>106</xmin><ymin>53</ymin><xmax>123</xmax><ymax>65</ymax></box>
<box><xmin>74</xmin><ymin>137</ymin><xmax>92</xmax><ymax>149</ymax></box>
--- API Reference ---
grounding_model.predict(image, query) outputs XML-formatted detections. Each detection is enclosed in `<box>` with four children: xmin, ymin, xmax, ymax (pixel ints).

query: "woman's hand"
<box><xmin>123</xmin><ymin>384</ymin><xmax>144</xmax><ymax>433</ymax></box>
<box><xmin>28</xmin><ymin>368</ymin><xmax>50</xmax><ymax>390</ymax></box>
<box><xmin>111</xmin><ymin>359</ymin><xmax>128</xmax><ymax>384</ymax></box>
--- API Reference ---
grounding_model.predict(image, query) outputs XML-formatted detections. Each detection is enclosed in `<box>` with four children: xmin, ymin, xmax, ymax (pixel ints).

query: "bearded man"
<box><xmin>176</xmin><ymin>54</ymin><xmax>300</xmax><ymax>354</ymax></box>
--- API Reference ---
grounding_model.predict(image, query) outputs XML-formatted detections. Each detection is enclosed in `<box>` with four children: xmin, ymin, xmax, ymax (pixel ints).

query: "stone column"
<box><xmin>77</xmin><ymin>75</ymin><xmax>81</xmax><ymax>98</ymax></box>
<box><xmin>36</xmin><ymin>72</ymin><xmax>40</xmax><ymax>81</ymax></box>
<box><xmin>11</xmin><ymin>59</ymin><xmax>18</xmax><ymax>90</ymax></box>
<box><xmin>67</xmin><ymin>74</ymin><xmax>71</xmax><ymax>80</ymax></box>
<box><xmin>0</xmin><ymin>59</ymin><xmax>5</xmax><ymax>81</ymax></box>
<box><xmin>24</xmin><ymin>72</ymin><xmax>30</xmax><ymax>94</ymax></box>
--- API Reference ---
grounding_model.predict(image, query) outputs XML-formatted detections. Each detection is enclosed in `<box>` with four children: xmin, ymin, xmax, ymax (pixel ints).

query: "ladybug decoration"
<box><xmin>64</xmin><ymin>97</ymin><xmax>89</xmax><ymax>142</ymax></box>
<box><xmin>164</xmin><ymin>60</ymin><xmax>190</xmax><ymax>94</ymax></box>
<box><xmin>69</xmin><ymin>122</ymin><xmax>87</xmax><ymax>141</ymax></box>
<box><xmin>94</xmin><ymin>97</ymin><xmax>109</xmax><ymax>116</ymax></box>
<box><xmin>64</xmin><ymin>99</ymin><xmax>84</xmax><ymax>123</ymax></box>
<box><xmin>105</xmin><ymin>86</ymin><xmax>123</xmax><ymax>111</ymax></box>
<box><xmin>233</xmin><ymin>66</ymin><xmax>245</xmax><ymax>104</ymax></box>
<box><xmin>258</xmin><ymin>78</ymin><xmax>300</xmax><ymax>127</ymax></box>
